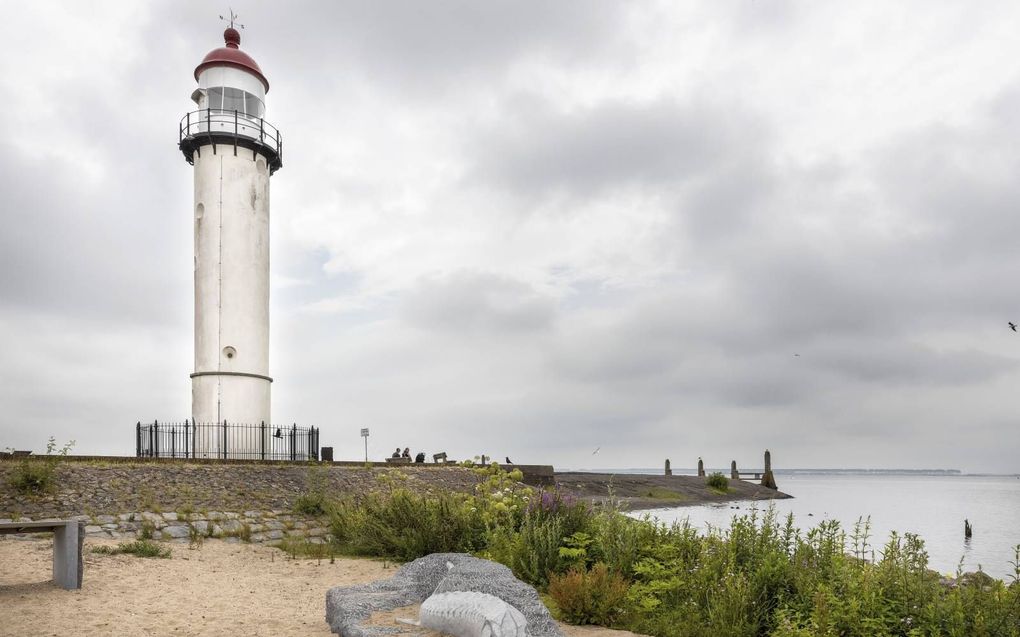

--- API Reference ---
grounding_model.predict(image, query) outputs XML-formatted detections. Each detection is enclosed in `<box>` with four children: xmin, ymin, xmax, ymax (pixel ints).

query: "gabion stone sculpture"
<box><xmin>325</xmin><ymin>553</ymin><xmax>562</xmax><ymax>637</ymax></box>
<box><xmin>419</xmin><ymin>591</ymin><xmax>527</xmax><ymax>637</ymax></box>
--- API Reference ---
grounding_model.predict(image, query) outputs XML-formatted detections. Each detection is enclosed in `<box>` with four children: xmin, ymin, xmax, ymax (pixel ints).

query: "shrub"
<box><xmin>295</xmin><ymin>464</ymin><xmax>332</xmax><ymax>516</ymax></box>
<box><xmin>329</xmin><ymin>488</ymin><xmax>484</xmax><ymax>561</ymax></box>
<box><xmin>706</xmin><ymin>472</ymin><xmax>729</xmax><ymax>491</ymax></box>
<box><xmin>294</xmin><ymin>492</ymin><xmax>329</xmax><ymax>516</ymax></box>
<box><xmin>6</xmin><ymin>437</ymin><xmax>75</xmax><ymax>494</ymax></box>
<box><xmin>549</xmin><ymin>563</ymin><xmax>630</xmax><ymax>625</ymax></box>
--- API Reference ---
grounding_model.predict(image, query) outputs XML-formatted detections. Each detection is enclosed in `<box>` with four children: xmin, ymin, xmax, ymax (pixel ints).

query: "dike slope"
<box><xmin>554</xmin><ymin>472</ymin><xmax>792</xmax><ymax>511</ymax></box>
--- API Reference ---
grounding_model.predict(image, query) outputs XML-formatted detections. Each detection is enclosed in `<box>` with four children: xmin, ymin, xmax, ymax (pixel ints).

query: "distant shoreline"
<box><xmin>560</xmin><ymin>468</ymin><xmax>1020</xmax><ymax>477</ymax></box>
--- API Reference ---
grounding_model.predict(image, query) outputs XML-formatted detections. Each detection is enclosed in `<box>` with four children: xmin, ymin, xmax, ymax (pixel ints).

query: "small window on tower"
<box><xmin>223</xmin><ymin>346</ymin><xmax>237</xmax><ymax>360</ymax></box>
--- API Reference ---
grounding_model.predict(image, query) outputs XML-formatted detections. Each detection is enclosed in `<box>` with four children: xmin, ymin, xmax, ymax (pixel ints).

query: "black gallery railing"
<box><xmin>136</xmin><ymin>421</ymin><xmax>319</xmax><ymax>461</ymax></box>
<box><xmin>178</xmin><ymin>108</ymin><xmax>283</xmax><ymax>173</ymax></box>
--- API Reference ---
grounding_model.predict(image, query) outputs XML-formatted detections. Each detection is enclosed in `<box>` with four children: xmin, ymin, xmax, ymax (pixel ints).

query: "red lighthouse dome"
<box><xmin>194</xmin><ymin>28</ymin><xmax>270</xmax><ymax>93</ymax></box>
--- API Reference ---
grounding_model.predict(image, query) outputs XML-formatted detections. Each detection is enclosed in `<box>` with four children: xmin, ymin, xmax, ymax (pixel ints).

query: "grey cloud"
<box><xmin>469</xmin><ymin>97</ymin><xmax>770</xmax><ymax>198</ymax></box>
<box><xmin>401</xmin><ymin>270</ymin><xmax>555</xmax><ymax>334</ymax></box>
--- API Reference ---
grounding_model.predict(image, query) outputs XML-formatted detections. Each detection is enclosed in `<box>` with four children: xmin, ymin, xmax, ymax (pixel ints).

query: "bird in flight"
<box><xmin>592</xmin><ymin>447</ymin><xmax>601</xmax><ymax>455</ymax></box>
<box><xmin>1010</xmin><ymin>321</ymin><xmax>1017</xmax><ymax>332</ymax></box>
<box><xmin>793</xmin><ymin>353</ymin><xmax>800</xmax><ymax>357</ymax></box>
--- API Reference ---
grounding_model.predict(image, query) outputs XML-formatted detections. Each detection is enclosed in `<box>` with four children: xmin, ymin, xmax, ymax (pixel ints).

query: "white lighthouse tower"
<box><xmin>178</xmin><ymin>23</ymin><xmax>282</xmax><ymax>455</ymax></box>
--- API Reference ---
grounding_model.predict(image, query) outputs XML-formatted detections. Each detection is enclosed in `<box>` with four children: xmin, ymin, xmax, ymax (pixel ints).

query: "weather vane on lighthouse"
<box><xmin>177</xmin><ymin>18</ymin><xmax>283</xmax><ymax>456</ymax></box>
<box><xmin>219</xmin><ymin>8</ymin><xmax>244</xmax><ymax>31</ymax></box>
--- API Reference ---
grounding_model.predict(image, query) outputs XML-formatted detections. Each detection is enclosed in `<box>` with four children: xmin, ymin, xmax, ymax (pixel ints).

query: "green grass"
<box><xmin>92</xmin><ymin>539</ymin><xmax>171</xmax><ymax>559</ymax></box>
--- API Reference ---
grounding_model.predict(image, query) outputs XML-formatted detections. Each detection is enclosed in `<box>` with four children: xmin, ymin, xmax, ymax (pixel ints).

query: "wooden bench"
<box><xmin>0</xmin><ymin>520</ymin><xmax>84</xmax><ymax>589</ymax></box>
<box><xmin>385</xmin><ymin>456</ymin><xmax>411</xmax><ymax>464</ymax></box>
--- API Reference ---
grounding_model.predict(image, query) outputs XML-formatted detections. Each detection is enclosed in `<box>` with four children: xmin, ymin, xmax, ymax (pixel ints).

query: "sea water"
<box><xmin>627</xmin><ymin>473</ymin><xmax>1020</xmax><ymax>580</ymax></box>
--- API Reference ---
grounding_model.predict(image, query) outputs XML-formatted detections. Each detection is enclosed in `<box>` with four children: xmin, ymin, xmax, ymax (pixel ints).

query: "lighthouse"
<box><xmin>178</xmin><ymin>24</ymin><xmax>282</xmax><ymax>454</ymax></box>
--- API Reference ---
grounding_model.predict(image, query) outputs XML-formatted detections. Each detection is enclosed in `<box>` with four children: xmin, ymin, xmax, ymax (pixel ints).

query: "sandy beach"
<box><xmin>0</xmin><ymin>536</ymin><xmax>640</xmax><ymax>637</ymax></box>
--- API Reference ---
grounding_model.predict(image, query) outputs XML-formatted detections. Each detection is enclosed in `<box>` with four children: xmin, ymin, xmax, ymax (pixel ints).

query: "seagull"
<box><xmin>592</xmin><ymin>446</ymin><xmax>601</xmax><ymax>455</ymax></box>
<box><xmin>1010</xmin><ymin>322</ymin><xmax>1017</xmax><ymax>332</ymax></box>
<box><xmin>793</xmin><ymin>353</ymin><xmax>800</xmax><ymax>357</ymax></box>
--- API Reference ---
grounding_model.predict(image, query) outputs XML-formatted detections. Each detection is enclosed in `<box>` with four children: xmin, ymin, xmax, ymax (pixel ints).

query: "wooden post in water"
<box><xmin>664</xmin><ymin>458</ymin><xmax>672</xmax><ymax>476</ymax></box>
<box><xmin>697</xmin><ymin>457</ymin><xmax>705</xmax><ymax>477</ymax></box>
<box><xmin>731</xmin><ymin>460</ymin><xmax>739</xmax><ymax>480</ymax></box>
<box><xmin>761</xmin><ymin>448</ymin><xmax>778</xmax><ymax>490</ymax></box>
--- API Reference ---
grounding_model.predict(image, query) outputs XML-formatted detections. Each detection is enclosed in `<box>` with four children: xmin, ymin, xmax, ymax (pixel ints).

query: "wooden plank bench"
<box><xmin>385</xmin><ymin>456</ymin><xmax>411</xmax><ymax>464</ymax></box>
<box><xmin>0</xmin><ymin>520</ymin><xmax>84</xmax><ymax>589</ymax></box>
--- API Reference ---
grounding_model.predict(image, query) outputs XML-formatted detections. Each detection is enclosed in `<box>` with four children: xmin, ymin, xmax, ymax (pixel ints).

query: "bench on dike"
<box><xmin>0</xmin><ymin>520</ymin><xmax>84</xmax><ymax>590</ymax></box>
<box><xmin>385</xmin><ymin>456</ymin><xmax>411</xmax><ymax>464</ymax></box>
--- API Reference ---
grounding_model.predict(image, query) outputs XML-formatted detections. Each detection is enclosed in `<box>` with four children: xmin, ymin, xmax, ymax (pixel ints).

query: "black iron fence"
<box><xmin>136</xmin><ymin>421</ymin><xmax>319</xmax><ymax>461</ymax></box>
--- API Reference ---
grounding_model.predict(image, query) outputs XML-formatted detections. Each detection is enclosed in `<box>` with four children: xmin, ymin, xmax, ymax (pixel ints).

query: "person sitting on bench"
<box><xmin>415</xmin><ymin>451</ymin><xmax>426</xmax><ymax>463</ymax></box>
<box><xmin>391</xmin><ymin>447</ymin><xmax>401</xmax><ymax>458</ymax></box>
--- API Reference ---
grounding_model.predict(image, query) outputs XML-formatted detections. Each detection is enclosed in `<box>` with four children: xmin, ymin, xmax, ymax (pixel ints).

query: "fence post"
<box><xmin>171</xmin><ymin>426</ymin><xmax>176</xmax><ymax>459</ymax></box>
<box><xmin>291</xmin><ymin>424</ymin><xmax>296</xmax><ymax>462</ymax></box>
<box><xmin>222</xmin><ymin>420</ymin><xmax>228</xmax><ymax>460</ymax></box>
<box><xmin>260</xmin><ymin>421</ymin><xmax>266</xmax><ymax>461</ymax></box>
<box><xmin>184</xmin><ymin>419</ymin><xmax>189</xmax><ymax>458</ymax></box>
<box><xmin>136</xmin><ymin>422</ymin><xmax>141</xmax><ymax>457</ymax></box>
<box><xmin>154</xmin><ymin>420</ymin><xmax>159</xmax><ymax>458</ymax></box>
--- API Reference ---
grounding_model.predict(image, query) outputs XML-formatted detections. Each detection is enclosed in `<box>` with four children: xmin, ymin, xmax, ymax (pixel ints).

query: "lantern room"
<box><xmin>179</xmin><ymin>27</ymin><xmax>282</xmax><ymax>173</ymax></box>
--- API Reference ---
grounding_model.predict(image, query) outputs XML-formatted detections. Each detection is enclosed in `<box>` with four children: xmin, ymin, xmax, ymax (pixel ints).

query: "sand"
<box><xmin>0</xmin><ymin>537</ymin><xmax>642</xmax><ymax>637</ymax></box>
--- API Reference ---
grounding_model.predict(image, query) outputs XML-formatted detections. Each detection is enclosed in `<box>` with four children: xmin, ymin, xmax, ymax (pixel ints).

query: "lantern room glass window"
<box><xmin>207</xmin><ymin>86</ymin><xmax>265</xmax><ymax>118</ymax></box>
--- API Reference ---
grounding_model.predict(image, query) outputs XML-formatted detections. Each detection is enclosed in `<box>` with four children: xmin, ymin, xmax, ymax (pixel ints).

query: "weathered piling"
<box><xmin>664</xmin><ymin>458</ymin><xmax>672</xmax><ymax>476</ymax></box>
<box><xmin>697</xmin><ymin>457</ymin><xmax>705</xmax><ymax>477</ymax></box>
<box><xmin>731</xmin><ymin>460</ymin><xmax>739</xmax><ymax>480</ymax></box>
<box><xmin>761</xmin><ymin>448</ymin><xmax>778</xmax><ymax>490</ymax></box>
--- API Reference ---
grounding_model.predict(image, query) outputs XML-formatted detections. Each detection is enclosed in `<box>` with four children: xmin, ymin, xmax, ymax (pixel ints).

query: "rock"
<box><xmin>206</xmin><ymin>511</ymin><xmax>224</xmax><ymax>520</ymax></box>
<box><xmin>192</xmin><ymin>521</ymin><xmax>209</xmax><ymax>535</ymax></box>
<box><xmin>163</xmin><ymin>525</ymin><xmax>190</xmax><ymax>539</ymax></box>
<box><xmin>95</xmin><ymin>515</ymin><xmax>116</xmax><ymax>525</ymax></box>
<box><xmin>325</xmin><ymin>553</ymin><xmax>562</xmax><ymax>637</ymax></box>
<box><xmin>162</xmin><ymin>512</ymin><xmax>178</xmax><ymax>522</ymax></box>
<box><xmin>264</xmin><ymin>520</ymin><xmax>284</xmax><ymax>531</ymax></box>
<box><xmin>219</xmin><ymin>520</ymin><xmax>243</xmax><ymax>533</ymax></box>
<box><xmin>266</xmin><ymin>530</ymin><xmax>284</xmax><ymax>540</ymax></box>
<box><xmin>140</xmin><ymin>512</ymin><xmax>164</xmax><ymax>527</ymax></box>
<box><xmin>84</xmin><ymin>525</ymin><xmax>103</xmax><ymax>535</ymax></box>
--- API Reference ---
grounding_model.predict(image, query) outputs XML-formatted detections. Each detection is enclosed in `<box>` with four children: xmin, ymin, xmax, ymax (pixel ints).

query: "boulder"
<box><xmin>325</xmin><ymin>553</ymin><xmax>562</xmax><ymax>637</ymax></box>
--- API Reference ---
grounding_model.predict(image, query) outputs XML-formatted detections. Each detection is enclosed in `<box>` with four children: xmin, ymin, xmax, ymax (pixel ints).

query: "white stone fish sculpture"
<box><xmin>418</xmin><ymin>591</ymin><xmax>528</xmax><ymax>637</ymax></box>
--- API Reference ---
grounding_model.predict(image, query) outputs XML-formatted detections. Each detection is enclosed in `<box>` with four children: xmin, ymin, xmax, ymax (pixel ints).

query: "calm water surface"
<box><xmin>630</xmin><ymin>474</ymin><xmax>1020</xmax><ymax>580</ymax></box>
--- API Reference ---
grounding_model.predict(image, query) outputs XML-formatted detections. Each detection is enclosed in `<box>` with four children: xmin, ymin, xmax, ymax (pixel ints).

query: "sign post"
<box><xmin>360</xmin><ymin>428</ymin><xmax>369</xmax><ymax>463</ymax></box>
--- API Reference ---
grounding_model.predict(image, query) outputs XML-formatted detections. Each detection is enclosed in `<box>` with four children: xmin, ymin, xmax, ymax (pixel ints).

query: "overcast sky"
<box><xmin>1</xmin><ymin>1</ymin><xmax>1018</xmax><ymax>472</ymax></box>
